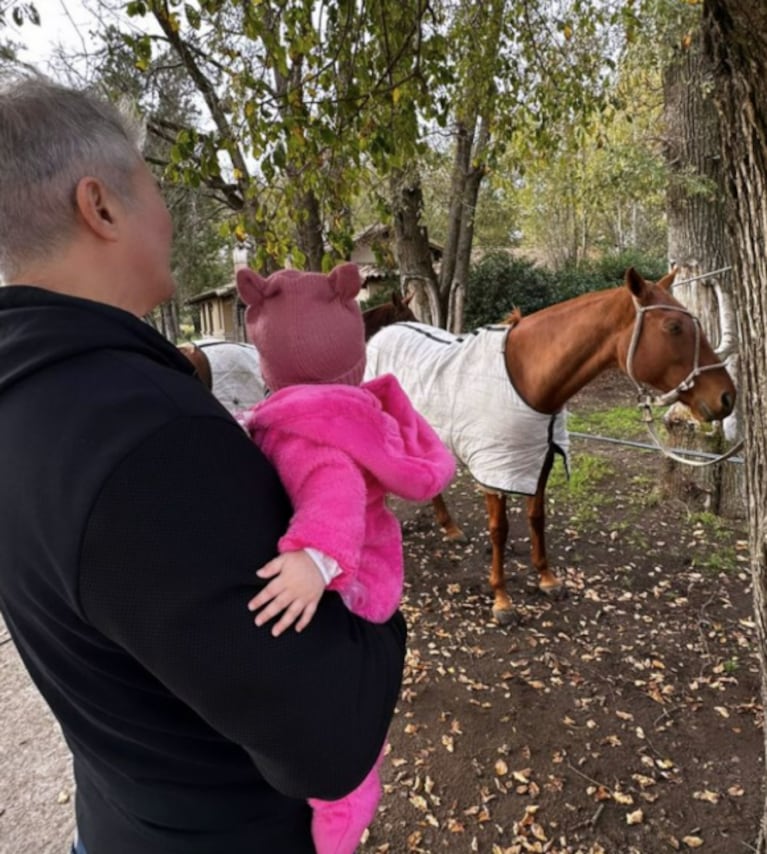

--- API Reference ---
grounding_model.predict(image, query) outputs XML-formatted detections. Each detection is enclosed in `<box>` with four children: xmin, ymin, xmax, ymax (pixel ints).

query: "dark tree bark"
<box><xmin>443</xmin><ymin>113</ymin><xmax>490</xmax><ymax>333</ymax></box>
<box><xmin>703</xmin><ymin>1</ymin><xmax>767</xmax><ymax>848</ymax></box>
<box><xmin>661</xmin><ymin>29</ymin><xmax>743</xmax><ymax>515</ymax></box>
<box><xmin>388</xmin><ymin>0</ymin><xmax>501</xmax><ymax>332</ymax></box>
<box><xmin>389</xmin><ymin>166</ymin><xmax>442</xmax><ymax>326</ymax></box>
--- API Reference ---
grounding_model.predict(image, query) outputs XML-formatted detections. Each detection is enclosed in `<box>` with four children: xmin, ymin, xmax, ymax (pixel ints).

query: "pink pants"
<box><xmin>308</xmin><ymin>751</ymin><xmax>383</xmax><ymax>854</ymax></box>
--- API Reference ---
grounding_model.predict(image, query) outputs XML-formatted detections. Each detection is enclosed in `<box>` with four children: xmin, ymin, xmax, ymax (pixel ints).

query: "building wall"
<box><xmin>199</xmin><ymin>296</ymin><xmax>238</xmax><ymax>339</ymax></box>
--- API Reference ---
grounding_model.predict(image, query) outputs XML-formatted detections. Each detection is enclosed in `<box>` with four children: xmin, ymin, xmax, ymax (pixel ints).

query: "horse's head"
<box><xmin>392</xmin><ymin>290</ymin><xmax>416</xmax><ymax>321</ymax></box>
<box><xmin>178</xmin><ymin>343</ymin><xmax>213</xmax><ymax>391</ymax></box>
<box><xmin>363</xmin><ymin>291</ymin><xmax>417</xmax><ymax>340</ymax></box>
<box><xmin>620</xmin><ymin>267</ymin><xmax>735</xmax><ymax>422</ymax></box>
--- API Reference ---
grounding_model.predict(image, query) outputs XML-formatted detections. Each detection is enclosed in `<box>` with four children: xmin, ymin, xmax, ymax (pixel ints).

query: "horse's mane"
<box><xmin>500</xmin><ymin>307</ymin><xmax>523</xmax><ymax>328</ymax></box>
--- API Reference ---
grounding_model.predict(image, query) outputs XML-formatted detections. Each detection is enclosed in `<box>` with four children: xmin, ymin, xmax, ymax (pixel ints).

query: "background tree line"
<box><xmin>2</xmin><ymin>0</ymin><xmax>660</xmax><ymax>330</ymax></box>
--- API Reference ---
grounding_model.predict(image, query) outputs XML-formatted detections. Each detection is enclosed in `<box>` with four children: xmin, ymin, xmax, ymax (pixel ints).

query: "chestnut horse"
<box><xmin>365</xmin><ymin>268</ymin><xmax>736</xmax><ymax>624</ymax></box>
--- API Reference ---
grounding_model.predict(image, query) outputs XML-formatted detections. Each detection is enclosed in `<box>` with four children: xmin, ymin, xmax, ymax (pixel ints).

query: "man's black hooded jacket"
<box><xmin>0</xmin><ymin>285</ymin><xmax>406</xmax><ymax>854</ymax></box>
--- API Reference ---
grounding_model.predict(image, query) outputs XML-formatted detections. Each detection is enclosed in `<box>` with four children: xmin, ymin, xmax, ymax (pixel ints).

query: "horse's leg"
<box><xmin>484</xmin><ymin>491</ymin><xmax>517</xmax><ymax>624</ymax></box>
<box><xmin>432</xmin><ymin>493</ymin><xmax>466</xmax><ymax>542</ymax></box>
<box><xmin>526</xmin><ymin>449</ymin><xmax>566</xmax><ymax>598</ymax></box>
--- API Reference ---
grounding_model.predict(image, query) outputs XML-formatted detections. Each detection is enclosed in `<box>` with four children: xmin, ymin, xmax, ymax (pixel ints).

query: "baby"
<box><xmin>236</xmin><ymin>262</ymin><xmax>455</xmax><ymax>854</ymax></box>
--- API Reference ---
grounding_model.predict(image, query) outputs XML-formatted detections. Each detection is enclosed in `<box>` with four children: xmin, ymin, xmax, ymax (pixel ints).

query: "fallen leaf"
<box><xmin>693</xmin><ymin>789</ymin><xmax>719</xmax><ymax>804</ymax></box>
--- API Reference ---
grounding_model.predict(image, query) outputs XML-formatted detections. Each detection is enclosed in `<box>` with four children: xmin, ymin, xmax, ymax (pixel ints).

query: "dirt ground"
<box><xmin>1</xmin><ymin>373</ymin><xmax>762</xmax><ymax>854</ymax></box>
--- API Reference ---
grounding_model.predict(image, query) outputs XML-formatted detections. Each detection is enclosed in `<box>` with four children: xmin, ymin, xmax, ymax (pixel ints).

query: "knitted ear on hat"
<box><xmin>327</xmin><ymin>262</ymin><xmax>362</xmax><ymax>301</ymax></box>
<box><xmin>321</xmin><ymin>262</ymin><xmax>366</xmax><ymax>387</ymax></box>
<box><xmin>236</xmin><ymin>268</ymin><xmax>272</xmax><ymax>309</ymax></box>
<box><xmin>236</xmin><ymin>267</ymin><xmax>287</xmax><ymax>393</ymax></box>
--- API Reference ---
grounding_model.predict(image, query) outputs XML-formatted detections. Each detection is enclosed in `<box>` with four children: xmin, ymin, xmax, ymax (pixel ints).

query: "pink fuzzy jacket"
<box><xmin>241</xmin><ymin>373</ymin><xmax>455</xmax><ymax>623</ymax></box>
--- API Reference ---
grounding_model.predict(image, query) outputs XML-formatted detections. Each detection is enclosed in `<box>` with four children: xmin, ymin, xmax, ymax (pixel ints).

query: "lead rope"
<box><xmin>625</xmin><ymin>299</ymin><xmax>744</xmax><ymax>468</ymax></box>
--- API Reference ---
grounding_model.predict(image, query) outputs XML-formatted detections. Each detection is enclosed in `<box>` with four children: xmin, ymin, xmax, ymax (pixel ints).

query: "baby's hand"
<box><xmin>247</xmin><ymin>551</ymin><xmax>325</xmax><ymax>637</ymax></box>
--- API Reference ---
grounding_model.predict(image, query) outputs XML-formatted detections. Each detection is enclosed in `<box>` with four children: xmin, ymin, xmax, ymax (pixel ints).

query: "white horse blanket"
<box><xmin>365</xmin><ymin>322</ymin><xmax>569</xmax><ymax>495</ymax></box>
<box><xmin>195</xmin><ymin>339</ymin><xmax>266</xmax><ymax>415</ymax></box>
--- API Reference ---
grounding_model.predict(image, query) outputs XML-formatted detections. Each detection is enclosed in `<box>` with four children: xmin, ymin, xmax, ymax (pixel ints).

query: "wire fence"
<box><xmin>569</xmin><ymin>430</ymin><xmax>744</xmax><ymax>465</ymax></box>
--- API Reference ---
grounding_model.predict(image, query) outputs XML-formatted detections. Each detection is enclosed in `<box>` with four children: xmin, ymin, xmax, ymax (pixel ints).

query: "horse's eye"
<box><xmin>664</xmin><ymin>319</ymin><xmax>683</xmax><ymax>335</ymax></box>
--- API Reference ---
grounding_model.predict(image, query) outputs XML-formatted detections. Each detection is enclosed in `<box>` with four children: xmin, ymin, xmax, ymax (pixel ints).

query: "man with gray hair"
<box><xmin>0</xmin><ymin>77</ymin><xmax>406</xmax><ymax>854</ymax></box>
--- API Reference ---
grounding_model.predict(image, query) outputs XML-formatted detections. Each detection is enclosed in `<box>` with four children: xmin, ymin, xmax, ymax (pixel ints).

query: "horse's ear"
<box><xmin>391</xmin><ymin>290</ymin><xmax>403</xmax><ymax>308</ymax></box>
<box><xmin>236</xmin><ymin>268</ymin><xmax>271</xmax><ymax>307</ymax></box>
<box><xmin>328</xmin><ymin>262</ymin><xmax>361</xmax><ymax>300</ymax></box>
<box><xmin>625</xmin><ymin>267</ymin><xmax>648</xmax><ymax>300</ymax></box>
<box><xmin>656</xmin><ymin>267</ymin><xmax>677</xmax><ymax>291</ymax></box>
<box><xmin>403</xmin><ymin>291</ymin><xmax>414</xmax><ymax>306</ymax></box>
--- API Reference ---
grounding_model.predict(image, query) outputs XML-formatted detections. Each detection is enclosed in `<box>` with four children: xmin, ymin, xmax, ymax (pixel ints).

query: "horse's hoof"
<box><xmin>492</xmin><ymin>607</ymin><xmax>519</xmax><ymax>626</ymax></box>
<box><xmin>444</xmin><ymin>528</ymin><xmax>468</xmax><ymax>544</ymax></box>
<box><xmin>541</xmin><ymin>583</ymin><xmax>568</xmax><ymax>601</ymax></box>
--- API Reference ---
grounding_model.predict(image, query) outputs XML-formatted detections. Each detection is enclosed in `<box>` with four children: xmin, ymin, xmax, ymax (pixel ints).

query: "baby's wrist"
<box><xmin>304</xmin><ymin>547</ymin><xmax>342</xmax><ymax>586</ymax></box>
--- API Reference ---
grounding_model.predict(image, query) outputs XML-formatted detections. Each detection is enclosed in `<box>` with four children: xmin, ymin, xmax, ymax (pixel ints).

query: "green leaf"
<box><xmin>126</xmin><ymin>1</ymin><xmax>147</xmax><ymax>16</ymax></box>
<box><xmin>185</xmin><ymin>4</ymin><xmax>201</xmax><ymax>30</ymax></box>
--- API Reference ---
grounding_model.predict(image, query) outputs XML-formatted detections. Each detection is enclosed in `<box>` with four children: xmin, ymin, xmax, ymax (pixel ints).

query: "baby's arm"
<box><xmin>247</xmin><ymin>548</ymin><xmax>341</xmax><ymax>637</ymax></box>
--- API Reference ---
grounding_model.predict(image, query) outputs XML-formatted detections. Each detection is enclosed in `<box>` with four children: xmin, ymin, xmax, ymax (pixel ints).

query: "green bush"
<box><xmin>586</xmin><ymin>250</ymin><xmax>667</xmax><ymax>284</ymax></box>
<box><xmin>463</xmin><ymin>253</ymin><xmax>554</xmax><ymax>329</ymax></box>
<box><xmin>550</xmin><ymin>252</ymin><xmax>667</xmax><ymax>304</ymax></box>
<box><xmin>463</xmin><ymin>250</ymin><xmax>668</xmax><ymax>329</ymax></box>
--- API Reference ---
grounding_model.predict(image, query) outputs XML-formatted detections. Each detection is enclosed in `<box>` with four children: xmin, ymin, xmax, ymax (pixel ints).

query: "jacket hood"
<box><xmin>246</xmin><ymin>373</ymin><xmax>455</xmax><ymax>501</ymax></box>
<box><xmin>0</xmin><ymin>285</ymin><xmax>194</xmax><ymax>392</ymax></box>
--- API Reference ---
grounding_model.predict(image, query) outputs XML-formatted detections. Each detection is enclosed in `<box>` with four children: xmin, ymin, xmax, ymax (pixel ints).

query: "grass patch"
<box><xmin>690</xmin><ymin>511</ymin><xmax>735</xmax><ymax>540</ymax></box>
<box><xmin>567</xmin><ymin>405</ymin><xmax>648</xmax><ymax>441</ymax></box>
<box><xmin>690</xmin><ymin>546</ymin><xmax>739</xmax><ymax>574</ymax></box>
<box><xmin>548</xmin><ymin>453</ymin><xmax>616</xmax><ymax>526</ymax></box>
<box><xmin>687</xmin><ymin>511</ymin><xmax>740</xmax><ymax>574</ymax></box>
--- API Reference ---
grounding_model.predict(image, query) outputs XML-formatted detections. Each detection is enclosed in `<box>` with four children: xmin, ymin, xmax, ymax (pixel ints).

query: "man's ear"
<box><xmin>74</xmin><ymin>176</ymin><xmax>120</xmax><ymax>241</ymax></box>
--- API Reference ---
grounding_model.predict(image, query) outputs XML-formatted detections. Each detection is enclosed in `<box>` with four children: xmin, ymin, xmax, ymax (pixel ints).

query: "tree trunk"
<box><xmin>703</xmin><ymin>1</ymin><xmax>767</xmax><ymax>848</ymax></box>
<box><xmin>292</xmin><ymin>188</ymin><xmax>325</xmax><ymax>271</ymax></box>
<box><xmin>440</xmin><ymin>0</ymin><xmax>503</xmax><ymax>333</ymax></box>
<box><xmin>443</xmin><ymin>113</ymin><xmax>490</xmax><ymax>333</ymax></box>
<box><xmin>160</xmin><ymin>300</ymin><xmax>180</xmax><ymax>344</ymax></box>
<box><xmin>266</xmin><ymin>12</ymin><xmax>325</xmax><ymax>272</ymax></box>
<box><xmin>661</xmin><ymin>29</ymin><xmax>743</xmax><ymax>516</ymax></box>
<box><xmin>389</xmin><ymin>166</ymin><xmax>442</xmax><ymax>326</ymax></box>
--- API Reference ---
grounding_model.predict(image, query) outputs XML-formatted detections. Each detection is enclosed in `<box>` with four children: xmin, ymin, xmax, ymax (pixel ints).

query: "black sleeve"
<box><xmin>79</xmin><ymin>415</ymin><xmax>406</xmax><ymax>800</ymax></box>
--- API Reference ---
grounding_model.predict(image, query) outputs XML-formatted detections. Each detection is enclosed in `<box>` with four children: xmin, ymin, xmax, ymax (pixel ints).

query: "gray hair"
<box><xmin>0</xmin><ymin>76</ymin><xmax>146</xmax><ymax>281</ymax></box>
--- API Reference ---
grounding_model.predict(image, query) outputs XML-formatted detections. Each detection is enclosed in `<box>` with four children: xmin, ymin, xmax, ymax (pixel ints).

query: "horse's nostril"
<box><xmin>721</xmin><ymin>391</ymin><xmax>734</xmax><ymax>415</ymax></box>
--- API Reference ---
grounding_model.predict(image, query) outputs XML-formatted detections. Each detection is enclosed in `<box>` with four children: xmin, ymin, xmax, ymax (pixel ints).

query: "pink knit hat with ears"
<box><xmin>236</xmin><ymin>262</ymin><xmax>367</xmax><ymax>391</ymax></box>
